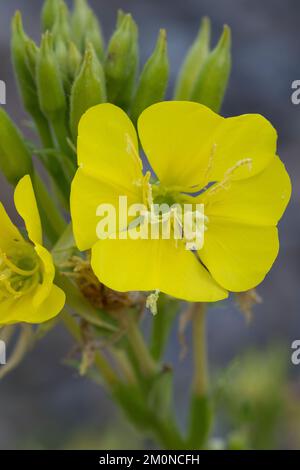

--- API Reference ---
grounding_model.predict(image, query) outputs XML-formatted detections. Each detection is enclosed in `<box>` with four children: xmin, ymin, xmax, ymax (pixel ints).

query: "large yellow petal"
<box><xmin>138</xmin><ymin>103</ymin><xmax>277</xmax><ymax>188</ymax></box>
<box><xmin>0</xmin><ymin>202</ymin><xmax>23</xmax><ymax>251</ymax></box>
<box><xmin>199</xmin><ymin>218</ymin><xmax>279</xmax><ymax>291</ymax></box>
<box><xmin>14</xmin><ymin>175</ymin><xmax>42</xmax><ymax>245</ymax></box>
<box><xmin>71</xmin><ymin>168</ymin><xmax>143</xmax><ymax>251</ymax></box>
<box><xmin>91</xmin><ymin>236</ymin><xmax>227</xmax><ymax>302</ymax></box>
<box><xmin>25</xmin><ymin>285</ymin><xmax>65</xmax><ymax>324</ymax></box>
<box><xmin>207</xmin><ymin>114</ymin><xmax>277</xmax><ymax>182</ymax></box>
<box><xmin>0</xmin><ymin>285</ymin><xmax>65</xmax><ymax>325</ymax></box>
<box><xmin>77</xmin><ymin>104</ymin><xmax>143</xmax><ymax>193</ymax></box>
<box><xmin>200</xmin><ymin>156</ymin><xmax>291</xmax><ymax>226</ymax></box>
<box><xmin>33</xmin><ymin>244</ymin><xmax>55</xmax><ymax>307</ymax></box>
<box><xmin>138</xmin><ymin>101</ymin><xmax>223</xmax><ymax>188</ymax></box>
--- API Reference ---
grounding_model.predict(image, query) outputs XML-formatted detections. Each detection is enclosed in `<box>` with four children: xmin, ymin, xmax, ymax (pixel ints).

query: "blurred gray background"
<box><xmin>0</xmin><ymin>0</ymin><xmax>300</xmax><ymax>449</ymax></box>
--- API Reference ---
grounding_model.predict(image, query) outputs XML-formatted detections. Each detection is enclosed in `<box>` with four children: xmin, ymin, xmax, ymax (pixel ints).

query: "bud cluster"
<box><xmin>0</xmin><ymin>0</ymin><xmax>231</xmax><ymax>224</ymax></box>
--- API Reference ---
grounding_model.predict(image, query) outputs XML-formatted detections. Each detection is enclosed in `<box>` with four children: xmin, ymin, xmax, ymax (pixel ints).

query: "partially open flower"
<box><xmin>71</xmin><ymin>101</ymin><xmax>291</xmax><ymax>302</ymax></box>
<box><xmin>0</xmin><ymin>175</ymin><xmax>65</xmax><ymax>324</ymax></box>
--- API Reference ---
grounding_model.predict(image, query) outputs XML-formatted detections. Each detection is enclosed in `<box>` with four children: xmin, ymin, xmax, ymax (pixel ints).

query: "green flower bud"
<box><xmin>52</xmin><ymin>1</ymin><xmax>71</xmax><ymax>42</ymax></box>
<box><xmin>36</xmin><ymin>32</ymin><xmax>66</xmax><ymax>120</ymax></box>
<box><xmin>41</xmin><ymin>0</ymin><xmax>61</xmax><ymax>32</ymax></box>
<box><xmin>51</xmin><ymin>2</ymin><xmax>72</xmax><ymax>88</ymax></box>
<box><xmin>117</xmin><ymin>17</ymin><xmax>139</xmax><ymax>111</ymax></box>
<box><xmin>72</xmin><ymin>0</ymin><xmax>104</xmax><ymax>58</ymax></box>
<box><xmin>191</xmin><ymin>25</ymin><xmax>231</xmax><ymax>113</ymax></box>
<box><xmin>24</xmin><ymin>38</ymin><xmax>39</xmax><ymax>80</ymax></box>
<box><xmin>116</xmin><ymin>9</ymin><xmax>126</xmax><ymax>28</ymax></box>
<box><xmin>174</xmin><ymin>17</ymin><xmax>210</xmax><ymax>100</ymax></box>
<box><xmin>11</xmin><ymin>12</ymin><xmax>53</xmax><ymax>148</ymax></box>
<box><xmin>71</xmin><ymin>0</ymin><xmax>90</xmax><ymax>49</ymax></box>
<box><xmin>0</xmin><ymin>108</ymin><xmax>33</xmax><ymax>185</ymax></box>
<box><xmin>70</xmin><ymin>43</ymin><xmax>106</xmax><ymax>140</ymax></box>
<box><xmin>36</xmin><ymin>32</ymin><xmax>71</xmax><ymax>157</ymax></box>
<box><xmin>84</xmin><ymin>13</ymin><xmax>104</xmax><ymax>60</ymax></box>
<box><xmin>11</xmin><ymin>12</ymin><xmax>39</xmax><ymax>115</ymax></box>
<box><xmin>67</xmin><ymin>41</ymin><xmax>82</xmax><ymax>82</ymax></box>
<box><xmin>105</xmin><ymin>14</ymin><xmax>139</xmax><ymax>109</ymax></box>
<box><xmin>130</xmin><ymin>29</ymin><xmax>169</xmax><ymax>125</ymax></box>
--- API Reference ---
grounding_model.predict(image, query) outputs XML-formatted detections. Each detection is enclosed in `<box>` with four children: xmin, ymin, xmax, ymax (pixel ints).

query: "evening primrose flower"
<box><xmin>0</xmin><ymin>175</ymin><xmax>65</xmax><ymax>324</ymax></box>
<box><xmin>71</xmin><ymin>101</ymin><xmax>291</xmax><ymax>302</ymax></box>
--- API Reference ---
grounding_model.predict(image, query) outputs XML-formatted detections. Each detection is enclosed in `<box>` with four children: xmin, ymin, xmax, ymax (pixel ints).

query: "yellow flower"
<box><xmin>0</xmin><ymin>175</ymin><xmax>65</xmax><ymax>324</ymax></box>
<box><xmin>71</xmin><ymin>101</ymin><xmax>291</xmax><ymax>302</ymax></box>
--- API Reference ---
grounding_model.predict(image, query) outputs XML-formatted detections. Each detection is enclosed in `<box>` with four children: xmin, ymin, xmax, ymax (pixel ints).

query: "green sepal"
<box><xmin>191</xmin><ymin>25</ymin><xmax>231</xmax><ymax>113</ymax></box>
<box><xmin>70</xmin><ymin>42</ymin><xmax>106</xmax><ymax>140</ymax></box>
<box><xmin>130</xmin><ymin>29</ymin><xmax>169</xmax><ymax>125</ymax></box>
<box><xmin>105</xmin><ymin>13</ymin><xmax>139</xmax><ymax>109</ymax></box>
<box><xmin>174</xmin><ymin>17</ymin><xmax>211</xmax><ymax>100</ymax></box>
<box><xmin>0</xmin><ymin>107</ymin><xmax>33</xmax><ymax>185</ymax></box>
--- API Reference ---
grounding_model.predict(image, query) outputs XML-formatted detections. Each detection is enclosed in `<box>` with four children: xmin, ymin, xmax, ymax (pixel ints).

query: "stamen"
<box><xmin>0</xmin><ymin>245</ymin><xmax>41</xmax><ymax>300</ymax></box>
<box><xmin>146</xmin><ymin>290</ymin><xmax>160</xmax><ymax>315</ymax></box>
<box><xmin>206</xmin><ymin>158</ymin><xmax>252</xmax><ymax>196</ymax></box>
<box><xmin>1</xmin><ymin>251</ymin><xmax>39</xmax><ymax>276</ymax></box>
<box><xmin>203</xmin><ymin>143</ymin><xmax>217</xmax><ymax>187</ymax></box>
<box><xmin>125</xmin><ymin>133</ymin><xmax>143</xmax><ymax>172</ymax></box>
<box><xmin>142</xmin><ymin>171</ymin><xmax>153</xmax><ymax>208</ymax></box>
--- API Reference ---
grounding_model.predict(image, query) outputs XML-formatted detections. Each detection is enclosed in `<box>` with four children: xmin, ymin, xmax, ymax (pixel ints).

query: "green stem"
<box><xmin>51</xmin><ymin>114</ymin><xmax>74</xmax><ymax>161</ymax></box>
<box><xmin>33</xmin><ymin>113</ymin><xmax>54</xmax><ymax>148</ymax></box>
<box><xmin>150</xmin><ymin>295</ymin><xmax>179</xmax><ymax>361</ymax></box>
<box><xmin>186</xmin><ymin>302</ymin><xmax>212</xmax><ymax>449</ymax></box>
<box><xmin>32</xmin><ymin>172</ymin><xmax>66</xmax><ymax>244</ymax></box>
<box><xmin>126</xmin><ymin>313</ymin><xmax>157</xmax><ymax>378</ymax></box>
<box><xmin>55</xmin><ymin>272</ymin><xmax>117</xmax><ymax>333</ymax></box>
<box><xmin>61</xmin><ymin>310</ymin><xmax>118</xmax><ymax>388</ymax></box>
<box><xmin>192</xmin><ymin>302</ymin><xmax>208</xmax><ymax>396</ymax></box>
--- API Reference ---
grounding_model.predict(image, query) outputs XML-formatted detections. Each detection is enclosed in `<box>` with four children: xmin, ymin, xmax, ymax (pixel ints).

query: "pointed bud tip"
<box><xmin>120</xmin><ymin>13</ymin><xmax>132</xmax><ymax>29</ymax></box>
<box><xmin>117</xmin><ymin>8</ymin><xmax>125</xmax><ymax>18</ymax></box>
<box><xmin>220</xmin><ymin>25</ymin><xmax>231</xmax><ymax>47</ymax></box>
<box><xmin>159</xmin><ymin>28</ymin><xmax>167</xmax><ymax>41</ymax></box>
<box><xmin>12</xmin><ymin>10</ymin><xmax>24</xmax><ymax>34</ymax></box>
<box><xmin>41</xmin><ymin>31</ymin><xmax>53</xmax><ymax>51</ymax></box>
<box><xmin>156</xmin><ymin>29</ymin><xmax>167</xmax><ymax>52</ymax></box>
<box><xmin>200</xmin><ymin>16</ymin><xmax>211</xmax><ymax>30</ymax></box>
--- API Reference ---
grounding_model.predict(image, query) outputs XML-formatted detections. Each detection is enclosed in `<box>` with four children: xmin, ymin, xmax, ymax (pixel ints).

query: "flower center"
<box><xmin>138</xmin><ymin>174</ymin><xmax>206</xmax><ymax>249</ymax></box>
<box><xmin>0</xmin><ymin>241</ymin><xmax>41</xmax><ymax>301</ymax></box>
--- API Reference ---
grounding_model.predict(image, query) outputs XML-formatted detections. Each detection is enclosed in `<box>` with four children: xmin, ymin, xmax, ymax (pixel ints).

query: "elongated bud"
<box><xmin>71</xmin><ymin>0</ymin><xmax>90</xmax><ymax>49</ymax></box>
<box><xmin>191</xmin><ymin>25</ymin><xmax>231</xmax><ymax>113</ymax></box>
<box><xmin>51</xmin><ymin>2</ymin><xmax>71</xmax><ymax>88</ymax></box>
<box><xmin>85</xmin><ymin>13</ymin><xmax>104</xmax><ymax>60</ymax></box>
<box><xmin>67</xmin><ymin>41</ymin><xmax>82</xmax><ymax>81</ymax></box>
<box><xmin>52</xmin><ymin>1</ymin><xmax>70</xmax><ymax>42</ymax></box>
<box><xmin>131</xmin><ymin>29</ymin><xmax>169</xmax><ymax>125</ymax></box>
<box><xmin>24</xmin><ymin>39</ymin><xmax>39</xmax><ymax>80</ymax></box>
<box><xmin>116</xmin><ymin>9</ymin><xmax>125</xmax><ymax>28</ymax></box>
<box><xmin>36</xmin><ymin>32</ymin><xmax>66</xmax><ymax>119</ymax></box>
<box><xmin>117</xmin><ymin>17</ymin><xmax>139</xmax><ymax>110</ymax></box>
<box><xmin>105</xmin><ymin>14</ymin><xmax>139</xmax><ymax>109</ymax></box>
<box><xmin>70</xmin><ymin>43</ymin><xmax>106</xmax><ymax>140</ymax></box>
<box><xmin>0</xmin><ymin>108</ymin><xmax>33</xmax><ymax>185</ymax></box>
<box><xmin>41</xmin><ymin>0</ymin><xmax>61</xmax><ymax>32</ymax></box>
<box><xmin>174</xmin><ymin>17</ymin><xmax>210</xmax><ymax>100</ymax></box>
<box><xmin>11</xmin><ymin>12</ymin><xmax>53</xmax><ymax>149</ymax></box>
<box><xmin>72</xmin><ymin>0</ymin><xmax>104</xmax><ymax>58</ymax></box>
<box><xmin>11</xmin><ymin>12</ymin><xmax>39</xmax><ymax>114</ymax></box>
